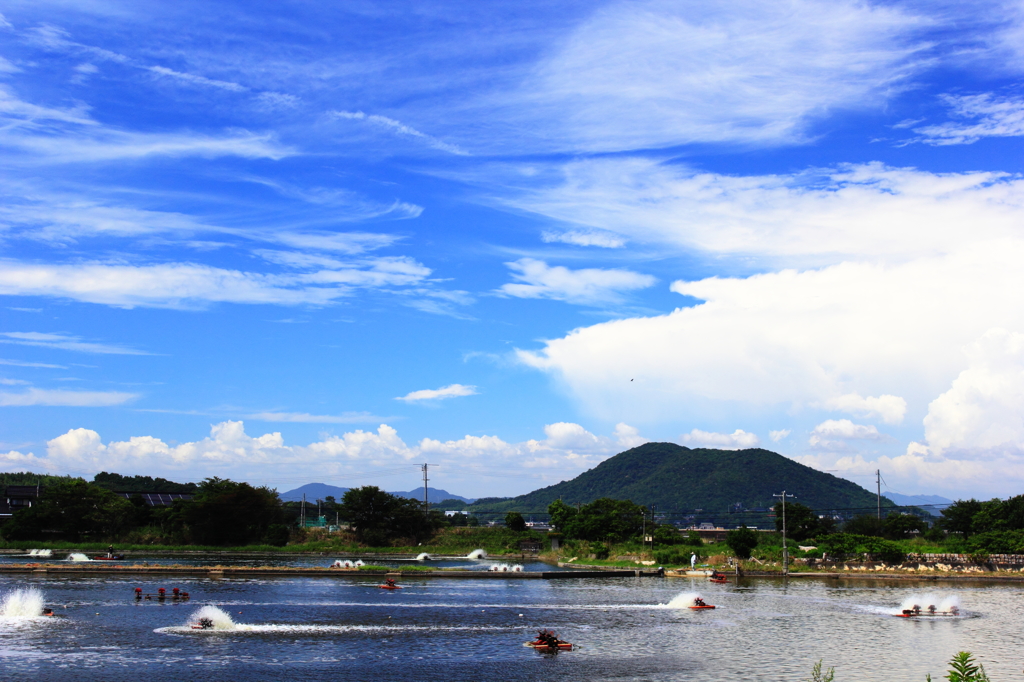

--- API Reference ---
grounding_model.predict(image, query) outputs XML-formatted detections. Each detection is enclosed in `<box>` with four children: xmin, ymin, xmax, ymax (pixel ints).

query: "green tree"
<box><xmin>726</xmin><ymin>526</ymin><xmax>759</xmax><ymax>559</ymax></box>
<box><xmin>884</xmin><ymin>512</ymin><xmax>926</xmax><ymax>540</ymax></box>
<box><xmin>504</xmin><ymin>511</ymin><xmax>526</xmax><ymax>532</ymax></box>
<box><xmin>817</xmin><ymin>533</ymin><xmax>861</xmax><ymax>559</ymax></box>
<box><xmin>652</xmin><ymin>523</ymin><xmax>684</xmax><ymax>545</ymax></box>
<box><xmin>843</xmin><ymin>514</ymin><xmax>885</xmax><ymax>537</ymax></box>
<box><xmin>177</xmin><ymin>478</ymin><xmax>284</xmax><ymax>546</ymax></box>
<box><xmin>3</xmin><ymin>480</ymin><xmax>135</xmax><ymax>541</ymax></box>
<box><xmin>938</xmin><ymin>499</ymin><xmax>982</xmax><ymax>536</ymax></box>
<box><xmin>338</xmin><ymin>486</ymin><xmax>440</xmax><ymax>546</ymax></box>
<box><xmin>548</xmin><ymin>498</ymin><xmax>646</xmax><ymax>542</ymax></box>
<box><xmin>773</xmin><ymin>501</ymin><xmax>832</xmax><ymax>541</ymax></box>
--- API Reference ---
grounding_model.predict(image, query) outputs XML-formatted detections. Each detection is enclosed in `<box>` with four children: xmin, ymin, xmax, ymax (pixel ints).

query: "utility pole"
<box><xmin>420</xmin><ymin>463</ymin><xmax>437</xmax><ymax>518</ymax></box>
<box><xmin>773</xmin><ymin>491</ymin><xmax>794</xmax><ymax>576</ymax></box>
<box><xmin>876</xmin><ymin>469</ymin><xmax>881</xmax><ymax>520</ymax></box>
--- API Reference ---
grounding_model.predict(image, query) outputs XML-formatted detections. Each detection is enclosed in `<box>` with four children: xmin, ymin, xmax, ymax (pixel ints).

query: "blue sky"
<box><xmin>2</xmin><ymin>0</ymin><xmax>1024</xmax><ymax>500</ymax></box>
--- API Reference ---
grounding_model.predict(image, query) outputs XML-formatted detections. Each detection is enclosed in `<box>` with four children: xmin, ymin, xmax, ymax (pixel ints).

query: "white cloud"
<box><xmin>769</xmin><ymin>429</ymin><xmax>791</xmax><ymax>442</ymax></box>
<box><xmin>2</xmin><ymin>128</ymin><xmax>293</xmax><ymax>164</ymax></box>
<box><xmin>808</xmin><ymin>419</ymin><xmax>883</xmax><ymax>450</ymax></box>
<box><xmin>0</xmin><ymin>332</ymin><xmax>147</xmax><ymax>355</ymax></box>
<box><xmin>147</xmin><ymin>65</ymin><xmax>248</xmax><ymax>92</ymax></box>
<box><xmin>0</xmin><ymin>84</ymin><xmax>95</xmax><ymax>125</ymax></box>
<box><xmin>502</xmin><ymin>0</ymin><xmax>927</xmax><ymax>152</ymax></box>
<box><xmin>328</xmin><ymin>110</ymin><xmax>468</xmax><ymax>156</ymax></box>
<box><xmin>504</xmin><ymin>160</ymin><xmax>1024</xmax><ymax>264</ymax></box>
<box><xmin>396</xmin><ymin>384</ymin><xmax>478</xmax><ymax>402</ymax></box>
<box><xmin>0</xmin><ymin>259</ymin><xmax>435</xmax><ymax>309</ymax></box>
<box><xmin>540</xmin><ymin>230</ymin><xmax>626</xmax><ymax>248</ymax></box>
<box><xmin>0</xmin><ymin>420</ymin><xmax>644</xmax><ymax>496</ymax></box>
<box><xmin>496</xmin><ymin>258</ymin><xmax>655</xmax><ymax>306</ymax></box>
<box><xmin>0</xmin><ymin>387</ymin><xmax>137</xmax><ymax>406</ymax></box>
<box><xmin>823</xmin><ymin>393</ymin><xmax>907</xmax><ymax>425</ymax></box>
<box><xmin>919</xmin><ymin>328</ymin><xmax>1024</xmax><ymax>458</ymax></box>
<box><xmin>517</xmin><ymin>241</ymin><xmax>1024</xmax><ymax>424</ymax></box>
<box><xmin>680</xmin><ymin>428</ymin><xmax>760</xmax><ymax>449</ymax></box>
<box><xmin>0</xmin><ymin>358</ymin><xmax>65</xmax><ymax>368</ymax></box>
<box><xmin>913</xmin><ymin>93</ymin><xmax>1024</xmax><ymax>145</ymax></box>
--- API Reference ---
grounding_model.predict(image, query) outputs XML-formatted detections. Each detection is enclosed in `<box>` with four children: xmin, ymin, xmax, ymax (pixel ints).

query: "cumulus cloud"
<box><xmin>680</xmin><ymin>428</ymin><xmax>760</xmax><ymax>449</ymax></box>
<box><xmin>517</xmin><ymin>242</ymin><xmax>1024</xmax><ymax>424</ymax></box>
<box><xmin>913</xmin><ymin>93</ymin><xmax>1024</xmax><ymax>145</ymax></box>
<box><xmin>808</xmin><ymin>419</ymin><xmax>883</xmax><ymax>450</ymax></box>
<box><xmin>496</xmin><ymin>258</ymin><xmax>655</xmax><ymax>306</ymax></box>
<box><xmin>0</xmin><ymin>387</ymin><xmax>137</xmax><ymax>406</ymax></box>
<box><xmin>823</xmin><ymin>393</ymin><xmax>907</xmax><ymax>425</ymax></box>
<box><xmin>396</xmin><ymin>384</ymin><xmax>478</xmax><ymax>402</ymax></box>
<box><xmin>0</xmin><ymin>420</ymin><xmax>646</xmax><ymax>495</ymax></box>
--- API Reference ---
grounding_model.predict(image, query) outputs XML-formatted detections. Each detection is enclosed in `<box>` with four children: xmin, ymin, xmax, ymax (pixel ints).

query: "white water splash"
<box><xmin>896</xmin><ymin>593</ymin><xmax>961</xmax><ymax>615</ymax></box>
<box><xmin>65</xmin><ymin>553</ymin><xmax>91</xmax><ymax>562</ymax></box>
<box><xmin>662</xmin><ymin>591</ymin><xmax>705</xmax><ymax>609</ymax></box>
<box><xmin>158</xmin><ymin>619</ymin><xmax>514</xmax><ymax>635</ymax></box>
<box><xmin>467</xmin><ymin>549</ymin><xmax>487</xmax><ymax>560</ymax></box>
<box><xmin>1</xmin><ymin>588</ymin><xmax>44</xmax><ymax>617</ymax></box>
<box><xmin>415</xmin><ymin>553</ymin><xmax>432</xmax><ymax>561</ymax></box>
<box><xmin>186</xmin><ymin>605</ymin><xmax>239</xmax><ymax>631</ymax></box>
<box><xmin>331</xmin><ymin>560</ymin><xmax>356</xmax><ymax>568</ymax></box>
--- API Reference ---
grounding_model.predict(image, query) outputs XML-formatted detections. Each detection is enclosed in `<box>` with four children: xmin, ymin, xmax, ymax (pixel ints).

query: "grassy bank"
<box><xmin>0</xmin><ymin>526</ymin><xmax>547</xmax><ymax>556</ymax></box>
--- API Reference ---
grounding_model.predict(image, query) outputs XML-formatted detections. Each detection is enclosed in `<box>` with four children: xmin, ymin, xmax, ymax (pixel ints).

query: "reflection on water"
<box><xmin>0</xmin><ymin>575</ymin><xmax>1018</xmax><ymax>681</ymax></box>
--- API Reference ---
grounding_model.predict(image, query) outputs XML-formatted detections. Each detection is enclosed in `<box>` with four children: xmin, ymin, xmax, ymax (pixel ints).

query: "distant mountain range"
<box><xmin>881</xmin><ymin>492</ymin><xmax>954</xmax><ymax>516</ymax></box>
<box><xmin>465</xmin><ymin>442</ymin><xmax>892</xmax><ymax>516</ymax></box>
<box><xmin>278</xmin><ymin>482</ymin><xmax>475</xmax><ymax>504</ymax></box>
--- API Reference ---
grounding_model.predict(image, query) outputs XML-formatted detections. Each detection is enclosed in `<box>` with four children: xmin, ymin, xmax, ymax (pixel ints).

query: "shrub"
<box><xmin>591</xmin><ymin>543</ymin><xmax>610</xmax><ymax>560</ymax></box>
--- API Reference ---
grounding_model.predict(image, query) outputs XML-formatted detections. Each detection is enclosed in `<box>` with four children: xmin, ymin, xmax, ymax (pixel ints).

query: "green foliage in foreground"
<box><xmin>548</xmin><ymin>498</ymin><xmax>646</xmax><ymax>542</ymax></box>
<box><xmin>812</xmin><ymin>651</ymin><xmax>991</xmax><ymax>682</ymax></box>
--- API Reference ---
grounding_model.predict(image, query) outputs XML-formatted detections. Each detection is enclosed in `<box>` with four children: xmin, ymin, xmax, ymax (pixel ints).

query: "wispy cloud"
<box><xmin>396</xmin><ymin>384</ymin><xmax>478</xmax><ymax>402</ymax></box>
<box><xmin>912</xmin><ymin>93</ymin><xmax>1024</xmax><ymax>145</ymax></box>
<box><xmin>0</xmin><ymin>332</ymin><xmax>147</xmax><ymax>355</ymax></box>
<box><xmin>541</xmin><ymin>230</ymin><xmax>626</xmax><ymax>248</ymax></box>
<box><xmin>496</xmin><ymin>258</ymin><xmax>654</xmax><ymax>306</ymax></box>
<box><xmin>147</xmin><ymin>65</ymin><xmax>248</xmax><ymax>92</ymax></box>
<box><xmin>328</xmin><ymin>110</ymin><xmax>469</xmax><ymax>156</ymax></box>
<box><xmin>0</xmin><ymin>387</ymin><xmax>138</xmax><ymax>406</ymax></box>
<box><xmin>0</xmin><ymin>358</ymin><xmax>66</xmax><ymax>369</ymax></box>
<box><xmin>247</xmin><ymin>411</ymin><xmax>387</xmax><ymax>424</ymax></box>
<box><xmin>809</xmin><ymin>419</ymin><xmax>884</xmax><ymax>450</ymax></box>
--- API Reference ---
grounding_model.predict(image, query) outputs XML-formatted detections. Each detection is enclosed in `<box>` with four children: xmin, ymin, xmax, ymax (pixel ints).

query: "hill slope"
<box><xmin>279</xmin><ymin>483</ymin><xmax>474</xmax><ymax>504</ymax></box>
<box><xmin>467</xmin><ymin>442</ymin><xmax>890</xmax><ymax>516</ymax></box>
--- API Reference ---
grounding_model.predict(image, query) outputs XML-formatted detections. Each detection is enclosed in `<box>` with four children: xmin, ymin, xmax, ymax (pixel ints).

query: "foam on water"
<box><xmin>466</xmin><ymin>549</ymin><xmax>487</xmax><ymax>560</ymax></box>
<box><xmin>662</xmin><ymin>591</ymin><xmax>705</xmax><ymax>609</ymax></box>
<box><xmin>159</xmin><ymin>607</ymin><xmax>514</xmax><ymax>635</ymax></box>
<box><xmin>1</xmin><ymin>588</ymin><xmax>44</xmax><ymax>617</ymax></box>
<box><xmin>65</xmin><ymin>553</ymin><xmax>92</xmax><ymax>562</ymax></box>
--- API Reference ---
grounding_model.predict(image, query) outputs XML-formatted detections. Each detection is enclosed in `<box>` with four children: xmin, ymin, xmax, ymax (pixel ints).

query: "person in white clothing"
<box><xmin>690</xmin><ymin>553</ymin><xmax>697</xmax><ymax>569</ymax></box>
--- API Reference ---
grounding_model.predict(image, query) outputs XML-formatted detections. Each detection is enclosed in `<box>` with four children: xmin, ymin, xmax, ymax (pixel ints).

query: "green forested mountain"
<box><xmin>468</xmin><ymin>442</ymin><xmax>890</xmax><ymax>516</ymax></box>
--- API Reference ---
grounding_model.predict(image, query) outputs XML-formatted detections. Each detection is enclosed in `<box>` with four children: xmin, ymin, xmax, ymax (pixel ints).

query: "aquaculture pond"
<box><xmin>0</xmin><ymin>574</ymin><xmax>1019</xmax><ymax>681</ymax></box>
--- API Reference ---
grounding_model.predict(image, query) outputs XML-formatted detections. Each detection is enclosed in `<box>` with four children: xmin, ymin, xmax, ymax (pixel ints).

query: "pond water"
<box><xmin>0</xmin><ymin>574</ymin><xmax>1020</xmax><ymax>681</ymax></box>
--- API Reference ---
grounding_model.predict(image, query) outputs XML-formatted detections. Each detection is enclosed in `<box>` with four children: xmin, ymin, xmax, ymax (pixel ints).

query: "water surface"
<box><xmin>0</xmin><ymin>574</ymin><xmax>1019</xmax><ymax>681</ymax></box>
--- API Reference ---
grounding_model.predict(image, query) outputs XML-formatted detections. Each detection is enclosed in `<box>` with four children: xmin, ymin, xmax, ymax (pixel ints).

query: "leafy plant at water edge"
<box><xmin>805</xmin><ymin>659</ymin><xmax>835</xmax><ymax>682</ymax></box>
<box><xmin>726</xmin><ymin>526</ymin><xmax>759</xmax><ymax>559</ymax></box>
